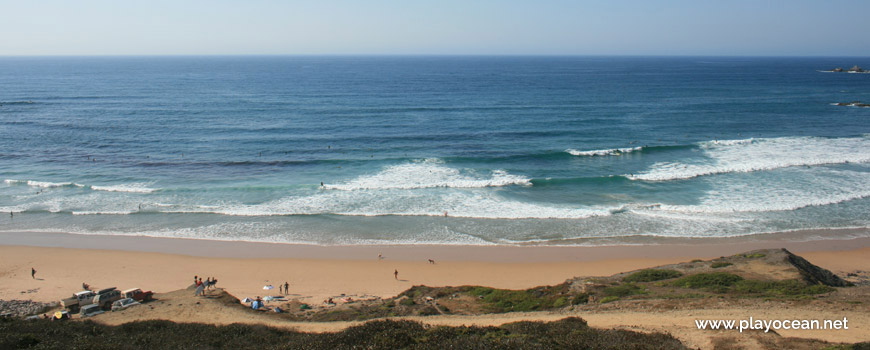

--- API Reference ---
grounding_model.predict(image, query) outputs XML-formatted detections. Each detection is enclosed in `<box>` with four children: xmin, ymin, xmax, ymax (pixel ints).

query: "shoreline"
<box><xmin>2</xmin><ymin>230</ymin><xmax>870</xmax><ymax>305</ymax></box>
<box><xmin>0</xmin><ymin>228</ymin><xmax>868</xmax><ymax>262</ymax></box>
<box><xmin>3</xmin><ymin>232</ymin><xmax>869</xmax><ymax>347</ymax></box>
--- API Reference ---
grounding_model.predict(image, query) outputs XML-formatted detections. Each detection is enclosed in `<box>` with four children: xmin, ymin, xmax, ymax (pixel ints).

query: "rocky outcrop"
<box><xmin>834</xmin><ymin>101</ymin><xmax>870</xmax><ymax>107</ymax></box>
<box><xmin>0</xmin><ymin>300</ymin><xmax>57</xmax><ymax>317</ymax></box>
<box><xmin>782</xmin><ymin>249</ymin><xmax>852</xmax><ymax>287</ymax></box>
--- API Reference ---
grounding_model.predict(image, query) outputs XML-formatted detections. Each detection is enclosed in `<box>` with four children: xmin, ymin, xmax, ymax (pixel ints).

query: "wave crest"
<box><xmin>629</xmin><ymin>136</ymin><xmax>870</xmax><ymax>181</ymax></box>
<box><xmin>4</xmin><ymin>179</ymin><xmax>157</xmax><ymax>193</ymax></box>
<box><xmin>323</xmin><ymin>160</ymin><xmax>531</xmax><ymax>191</ymax></box>
<box><xmin>566</xmin><ymin>146</ymin><xmax>643</xmax><ymax>157</ymax></box>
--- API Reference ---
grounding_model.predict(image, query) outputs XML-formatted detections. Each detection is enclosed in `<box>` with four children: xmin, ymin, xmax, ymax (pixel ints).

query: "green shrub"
<box><xmin>623</xmin><ymin>269</ymin><xmax>683</xmax><ymax>282</ymax></box>
<box><xmin>742</xmin><ymin>253</ymin><xmax>766</xmax><ymax>259</ymax></box>
<box><xmin>671</xmin><ymin>273</ymin><xmax>744</xmax><ymax>292</ymax></box>
<box><xmin>399</xmin><ymin>298</ymin><xmax>416</xmax><ymax>306</ymax></box>
<box><xmin>711</xmin><ymin>262</ymin><xmax>733</xmax><ymax>268</ymax></box>
<box><xmin>0</xmin><ymin>317</ymin><xmax>688</xmax><ymax>350</ymax></box>
<box><xmin>733</xmin><ymin>279</ymin><xmax>835</xmax><ymax>296</ymax></box>
<box><xmin>571</xmin><ymin>293</ymin><xmax>589</xmax><ymax>305</ymax></box>
<box><xmin>602</xmin><ymin>283</ymin><xmax>646</xmax><ymax>297</ymax></box>
<box><xmin>599</xmin><ymin>296</ymin><xmax>620</xmax><ymax>304</ymax></box>
<box><xmin>469</xmin><ymin>285</ymin><xmax>575</xmax><ymax>313</ymax></box>
<box><xmin>417</xmin><ymin>306</ymin><xmax>440</xmax><ymax>316</ymax></box>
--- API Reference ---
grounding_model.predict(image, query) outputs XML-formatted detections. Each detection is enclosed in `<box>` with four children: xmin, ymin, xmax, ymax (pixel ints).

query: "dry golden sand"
<box><xmin>0</xmin><ymin>245</ymin><xmax>691</xmax><ymax>305</ymax></box>
<box><xmin>2</xmin><ymin>232</ymin><xmax>870</xmax><ymax>349</ymax></box>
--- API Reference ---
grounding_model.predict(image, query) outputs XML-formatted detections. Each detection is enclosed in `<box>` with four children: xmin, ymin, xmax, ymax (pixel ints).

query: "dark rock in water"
<box><xmin>833</xmin><ymin>67</ymin><xmax>844</xmax><ymax>72</ymax></box>
<box><xmin>834</xmin><ymin>101</ymin><xmax>870</xmax><ymax>107</ymax></box>
<box><xmin>848</xmin><ymin>65</ymin><xmax>864</xmax><ymax>73</ymax></box>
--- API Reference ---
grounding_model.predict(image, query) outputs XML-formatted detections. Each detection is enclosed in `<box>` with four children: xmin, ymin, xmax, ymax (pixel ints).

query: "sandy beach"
<box><xmin>3</xmin><ymin>231</ymin><xmax>870</xmax><ymax>349</ymax></box>
<box><xmin>3</xmin><ymin>231</ymin><xmax>870</xmax><ymax>304</ymax></box>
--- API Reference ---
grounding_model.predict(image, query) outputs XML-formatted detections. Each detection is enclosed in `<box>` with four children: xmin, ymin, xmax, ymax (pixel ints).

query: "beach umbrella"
<box><xmin>263</xmin><ymin>285</ymin><xmax>274</xmax><ymax>290</ymax></box>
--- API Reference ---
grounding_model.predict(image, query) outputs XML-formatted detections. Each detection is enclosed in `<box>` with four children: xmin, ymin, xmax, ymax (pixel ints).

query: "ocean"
<box><xmin>1</xmin><ymin>56</ymin><xmax>868</xmax><ymax>245</ymax></box>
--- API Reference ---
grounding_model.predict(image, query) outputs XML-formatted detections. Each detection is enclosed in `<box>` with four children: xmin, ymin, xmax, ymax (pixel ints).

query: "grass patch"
<box><xmin>571</xmin><ymin>293</ymin><xmax>589</xmax><ymax>305</ymax></box>
<box><xmin>732</xmin><ymin>279</ymin><xmax>835</xmax><ymax>296</ymax></box>
<box><xmin>470</xmin><ymin>285</ymin><xmax>573</xmax><ymax>313</ymax></box>
<box><xmin>602</xmin><ymin>283</ymin><xmax>646</xmax><ymax>298</ymax></box>
<box><xmin>741</xmin><ymin>253</ymin><xmax>766</xmax><ymax>259</ymax></box>
<box><xmin>623</xmin><ymin>269</ymin><xmax>683</xmax><ymax>283</ymax></box>
<box><xmin>599</xmin><ymin>296</ymin><xmax>620</xmax><ymax>304</ymax></box>
<box><xmin>711</xmin><ymin>262</ymin><xmax>733</xmax><ymax>268</ymax></box>
<box><xmin>671</xmin><ymin>274</ymin><xmax>836</xmax><ymax>297</ymax></box>
<box><xmin>0</xmin><ymin>317</ymin><xmax>688</xmax><ymax>350</ymax></box>
<box><xmin>670</xmin><ymin>273</ymin><xmax>743</xmax><ymax>292</ymax></box>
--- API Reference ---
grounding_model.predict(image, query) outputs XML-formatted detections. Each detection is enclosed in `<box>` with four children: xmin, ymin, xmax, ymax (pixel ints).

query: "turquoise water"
<box><xmin>1</xmin><ymin>56</ymin><xmax>868</xmax><ymax>245</ymax></box>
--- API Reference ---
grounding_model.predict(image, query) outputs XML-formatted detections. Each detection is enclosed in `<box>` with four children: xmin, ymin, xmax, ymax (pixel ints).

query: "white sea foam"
<box><xmin>150</xmin><ymin>188</ymin><xmax>611</xmax><ymax>219</ymax></box>
<box><xmin>4</xmin><ymin>179</ymin><xmax>83</xmax><ymax>188</ymax></box>
<box><xmin>566</xmin><ymin>146</ymin><xmax>643</xmax><ymax>157</ymax></box>
<box><xmin>659</xmin><ymin>168</ymin><xmax>870</xmax><ymax>213</ymax></box>
<box><xmin>629</xmin><ymin>136</ymin><xmax>870</xmax><ymax>181</ymax></box>
<box><xmin>71</xmin><ymin>210</ymin><xmax>136</xmax><ymax>215</ymax></box>
<box><xmin>4</xmin><ymin>178</ymin><xmax>156</xmax><ymax>193</ymax></box>
<box><xmin>90</xmin><ymin>183</ymin><xmax>156</xmax><ymax>193</ymax></box>
<box><xmin>323</xmin><ymin>159</ymin><xmax>531</xmax><ymax>191</ymax></box>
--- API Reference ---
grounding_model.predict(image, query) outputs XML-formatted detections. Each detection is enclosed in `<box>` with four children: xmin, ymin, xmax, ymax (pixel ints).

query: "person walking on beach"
<box><xmin>31</xmin><ymin>267</ymin><xmax>36</xmax><ymax>279</ymax></box>
<box><xmin>284</xmin><ymin>281</ymin><xmax>289</xmax><ymax>295</ymax></box>
<box><xmin>394</xmin><ymin>269</ymin><xmax>398</xmax><ymax>280</ymax></box>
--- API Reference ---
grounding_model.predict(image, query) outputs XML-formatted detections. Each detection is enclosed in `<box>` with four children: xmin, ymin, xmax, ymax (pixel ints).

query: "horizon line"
<box><xmin>2</xmin><ymin>54</ymin><xmax>870</xmax><ymax>58</ymax></box>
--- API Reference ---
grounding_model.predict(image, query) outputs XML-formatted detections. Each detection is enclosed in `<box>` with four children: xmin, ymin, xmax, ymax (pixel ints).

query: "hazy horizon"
<box><xmin>2</xmin><ymin>0</ymin><xmax>869</xmax><ymax>56</ymax></box>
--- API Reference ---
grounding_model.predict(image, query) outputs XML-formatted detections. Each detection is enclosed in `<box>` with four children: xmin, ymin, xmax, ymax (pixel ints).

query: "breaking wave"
<box><xmin>323</xmin><ymin>159</ymin><xmax>531</xmax><ymax>191</ymax></box>
<box><xmin>629</xmin><ymin>136</ymin><xmax>870</xmax><ymax>181</ymax></box>
<box><xmin>4</xmin><ymin>179</ymin><xmax>157</xmax><ymax>193</ymax></box>
<box><xmin>566</xmin><ymin>146</ymin><xmax>643</xmax><ymax>157</ymax></box>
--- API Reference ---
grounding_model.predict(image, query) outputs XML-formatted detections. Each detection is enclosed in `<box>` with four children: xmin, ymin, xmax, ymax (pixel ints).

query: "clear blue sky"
<box><xmin>2</xmin><ymin>0</ymin><xmax>868</xmax><ymax>56</ymax></box>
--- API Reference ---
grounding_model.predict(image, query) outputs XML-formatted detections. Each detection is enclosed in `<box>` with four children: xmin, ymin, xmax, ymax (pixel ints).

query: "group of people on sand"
<box><xmin>277</xmin><ymin>281</ymin><xmax>290</xmax><ymax>295</ymax></box>
<box><xmin>193</xmin><ymin>275</ymin><xmax>218</xmax><ymax>296</ymax></box>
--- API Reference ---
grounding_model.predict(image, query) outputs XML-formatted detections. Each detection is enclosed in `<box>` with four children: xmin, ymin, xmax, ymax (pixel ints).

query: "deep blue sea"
<box><xmin>1</xmin><ymin>56</ymin><xmax>868</xmax><ymax>245</ymax></box>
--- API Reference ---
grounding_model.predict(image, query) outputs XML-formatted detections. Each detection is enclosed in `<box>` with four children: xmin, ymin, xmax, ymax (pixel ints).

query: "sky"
<box><xmin>1</xmin><ymin>0</ymin><xmax>869</xmax><ymax>56</ymax></box>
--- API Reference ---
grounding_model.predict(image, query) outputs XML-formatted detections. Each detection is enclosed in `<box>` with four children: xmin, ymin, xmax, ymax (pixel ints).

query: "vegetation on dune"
<box><xmin>670</xmin><ymin>272</ymin><xmax>745</xmax><ymax>292</ymax></box>
<box><xmin>711</xmin><ymin>262</ymin><xmax>733</xmax><ymax>268</ymax></box>
<box><xmin>669</xmin><ymin>273</ymin><xmax>835</xmax><ymax>296</ymax></box>
<box><xmin>731</xmin><ymin>279</ymin><xmax>835</xmax><ymax>296</ymax></box>
<box><xmin>0</xmin><ymin>317</ymin><xmax>688</xmax><ymax>350</ymax></box>
<box><xmin>602</xmin><ymin>283</ymin><xmax>647</xmax><ymax>298</ymax></box>
<box><xmin>468</xmin><ymin>284</ymin><xmax>576</xmax><ymax>313</ymax></box>
<box><xmin>623</xmin><ymin>269</ymin><xmax>683</xmax><ymax>283</ymax></box>
<box><xmin>822</xmin><ymin>343</ymin><xmax>870</xmax><ymax>350</ymax></box>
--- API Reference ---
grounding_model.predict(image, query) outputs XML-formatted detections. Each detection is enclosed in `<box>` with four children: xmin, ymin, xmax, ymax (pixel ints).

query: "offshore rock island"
<box><xmin>823</xmin><ymin>65</ymin><xmax>868</xmax><ymax>73</ymax></box>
